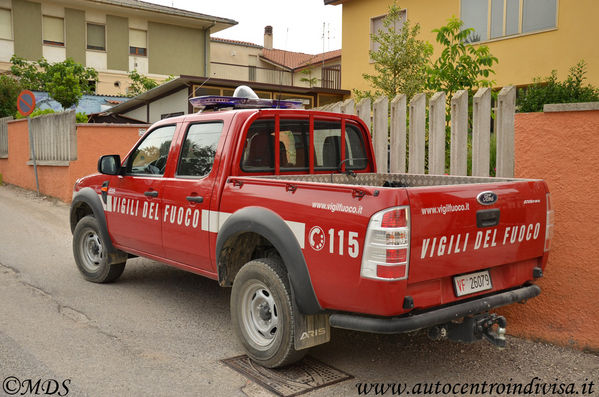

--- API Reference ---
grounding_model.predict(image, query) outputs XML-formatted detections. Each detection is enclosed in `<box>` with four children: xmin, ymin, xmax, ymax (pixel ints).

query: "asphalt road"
<box><xmin>1</xmin><ymin>184</ymin><xmax>598</xmax><ymax>397</ymax></box>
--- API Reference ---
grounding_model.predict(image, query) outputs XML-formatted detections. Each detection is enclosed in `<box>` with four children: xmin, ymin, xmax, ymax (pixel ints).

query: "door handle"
<box><xmin>186</xmin><ymin>195</ymin><xmax>204</xmax><ymax>203</ymax></box>
<box><xmin>144</xmin><ymin>190</ymin><xmax>158</xmax><ymax>197</ymax></box>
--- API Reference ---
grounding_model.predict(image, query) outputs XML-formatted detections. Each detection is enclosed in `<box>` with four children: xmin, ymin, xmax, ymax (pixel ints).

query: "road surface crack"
<box><xmin>0</xmin><ymin>261</ymin><xmax>120</xmax><ymax>341</ymax></box>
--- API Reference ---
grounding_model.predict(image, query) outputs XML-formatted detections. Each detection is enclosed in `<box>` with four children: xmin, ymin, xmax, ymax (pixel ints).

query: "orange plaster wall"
<box><xmin>0</xmin><ymin>121</ymin><xmax>145</xmax><ymax>202</ymax></box>
<box><xmin>500</xmin><ymin>110</ymin><xmax>599</xmax><ymax>351</ymax></box>
<box><xmin>2</xmin><ymin>112</ymin><xmax>598</xmax><ymax>351</ymax></box>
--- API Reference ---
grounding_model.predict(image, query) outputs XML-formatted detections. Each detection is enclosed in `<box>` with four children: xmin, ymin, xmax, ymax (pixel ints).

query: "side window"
<box><xmin>241</xmin><ymin>119</ymin><xmax>310</xmax><ymax>172</ymax></box>
<box><xmin>314</xmin><ymin>121</ymin><xmax>368</xmax><ymax>170</ymax></box>
<box><xmin>128</xmin><ymin>125</ymin><xmax>176</xmax><ymax>175</ymax></box>
<box><xmin>280</xmin><ymin>120</ymin><xmax>309</xmax><ymax>170</ymax></box>
<box><xmin>177</xmin><ymin>122</ymin><xmax>223</xmax><ymax>177</ymax></box>
<box><xmin>241</xmin><ymin>120</ymin><xmax>274</xmax><ymax>171</ymax></box>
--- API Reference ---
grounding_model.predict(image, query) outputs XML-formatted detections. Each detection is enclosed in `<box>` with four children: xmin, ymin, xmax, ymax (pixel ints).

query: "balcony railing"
<box><xmin>210</xmin><ymin>62</ymin><xmax>341</xmax><ymax>90</ymax></box>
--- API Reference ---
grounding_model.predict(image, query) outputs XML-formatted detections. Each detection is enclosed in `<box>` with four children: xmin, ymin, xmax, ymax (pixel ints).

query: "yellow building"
<box><xmin>326</xmin><ymin>0</ymin><xmax>599</xmax><ymax>93</ymax></box>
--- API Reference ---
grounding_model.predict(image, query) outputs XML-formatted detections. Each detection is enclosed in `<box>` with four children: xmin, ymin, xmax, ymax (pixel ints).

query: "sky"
<box><xmin>145</xmin><ymin>0</ymin><xmax>342</xmax><ymax>55</ymax></box>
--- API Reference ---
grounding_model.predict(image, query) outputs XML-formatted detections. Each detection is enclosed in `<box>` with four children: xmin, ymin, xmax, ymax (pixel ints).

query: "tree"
<box><xmin>425</xmin><ymin>17</ymin><xmax>498</xmax><ymax>98</ymax></box>
<box><xmin>517</xmin><ymin>60</ymin><xmax>599</xmax><ymax>112</ymax></box>
<box><xmin>0</xmin><ymin>75</ymin><xmax>23</xmax><ymax>118</ymax></box>
<box><xmin>127</xmin><ymin>70</ymin><xmax>159</xmax><ymax>97</ymax></box>
<box><xmin>10</xmin><ymin>55</ymin><xmax>98</xmax><ymax>109</ymax></box>
<box><xmin>355</xmin><ymin>1</ymin><xmax>433</xmax><ymax>101</ymax></box>
<box><xmin>300</xmin><ymin>67</ymin><xmax>319</xmax><ymax>88</ymax></box>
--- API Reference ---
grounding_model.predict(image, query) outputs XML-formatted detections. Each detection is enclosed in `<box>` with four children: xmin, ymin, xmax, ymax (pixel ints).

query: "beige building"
<box><xmin>211</xmin><ymin>26</ymin><xmax>342</xmax><ymax>90</ymax></box>
<box><xmin>0</xmin><ymin>0</ymin><xmax>236</xmax><ymax>95</ymax></box>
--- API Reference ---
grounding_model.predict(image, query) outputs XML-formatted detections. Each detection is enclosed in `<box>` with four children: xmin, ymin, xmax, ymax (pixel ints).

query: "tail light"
<box><xmin>544</xmin><ymin>193</ymin><xmax>554</xmax><ymax>252</ymax></box>
<box><xmin>361</xmin><ymin>206</ymin><xmax>410</xmax><ymax>281</ymax></box>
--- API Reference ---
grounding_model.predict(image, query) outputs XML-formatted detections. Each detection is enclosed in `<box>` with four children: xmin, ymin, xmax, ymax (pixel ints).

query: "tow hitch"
<box><xmin>428</xmin><ymin>313</ymin><xmax>507</xmax><ymax>348</ymax></box>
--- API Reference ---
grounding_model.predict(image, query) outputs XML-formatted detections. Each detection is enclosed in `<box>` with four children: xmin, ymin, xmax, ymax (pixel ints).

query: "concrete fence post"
<box><xmin>428</xmin><ymin>92</ymin><xmax>446</xmax><ymax>175</ymax></box>
<box><xmin>373</xmin><ymin>96</ymin><xmax>389</xmax><ymax>173</ymax></box>
<box><xmin>450</xmin><ymin>90</ymin><xmax>468</xmax><ymax>176</ymax></box>
<box><xmin>472</xmin><ymin>87</ymin><xmax>491</xmax><ymax>177</ymax></box>
<box><xmin>329</xmin><ymin>101</ymin><xmax>343</xmax><ymax>114</ymax></box>
<box><xmin>0</xmin><ymin>116</ymin><xmax>13</xmax><ymax>158</ymax></box>
<box><xmin>29</xmin><ymin>110</ymin><xmax>77</xmax><ymax>163</ymax></box>
<box><xmin>496</xmin><ymin>86</ymin><xmax>515</xmax><ymax>178</ymax></box>
<box><xmin>409</xmin><ymin>93</ymin><xmax>426</xmax><ymax>174</ymax></box>
<box><xmin>356</xmin><ymin>98</ymin><xmax>372</xmax><ymax>135</ymax></box>
<box><xmin>390</xmin><ymin>94</ymin><xmax>407</xmax><ymax>173</ymax></box>
<box><xmin>342</xmin><ymin>98</ymin><xmax>356</xmax><ymax>115</ymax></box>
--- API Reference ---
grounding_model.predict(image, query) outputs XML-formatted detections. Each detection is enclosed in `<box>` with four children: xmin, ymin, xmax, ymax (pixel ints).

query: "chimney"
<box><xmin>264</xmin><ymin>25</ymin><xmax>273</xmax><ymax>49</ymax></box>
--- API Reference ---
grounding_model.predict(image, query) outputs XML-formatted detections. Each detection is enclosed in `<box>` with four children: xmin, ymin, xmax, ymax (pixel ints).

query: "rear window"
<box><xmin>241</xmin><ymin>118</ymin><xmax>368</xmax><ymax>172</ymax></box>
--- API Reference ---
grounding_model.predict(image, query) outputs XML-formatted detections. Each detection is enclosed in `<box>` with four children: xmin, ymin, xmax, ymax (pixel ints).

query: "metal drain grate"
<box><xmin>221</xmin><ymin>355</ymin><xmax>353</xmax><ymax>397</ymax></box>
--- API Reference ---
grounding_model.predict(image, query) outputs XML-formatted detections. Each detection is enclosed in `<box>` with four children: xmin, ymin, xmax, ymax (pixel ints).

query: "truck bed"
<box><xmin>256</xmin><ymin>172</ymin><xmax>525</xmax><ymax>187</ymax></box>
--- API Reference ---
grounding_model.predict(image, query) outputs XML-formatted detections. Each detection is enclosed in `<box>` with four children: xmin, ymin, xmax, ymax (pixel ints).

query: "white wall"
<box><xmin>86</xmin><ymin>50</ymin><xmax>107</xmax><ymax>70</ymax></box>
<box><xmin>129</xmin><ymin>55</ymin><xmax>148</xmax><ymax>74</ymax></box>
<box><xmin>123</xmin><ymin>105</ymin><xmax>148</xmax><ymax>123</ymax></box>
<box><xmin>148</xmin><ymin>88</ymin><xmax>188</xmax><ymax>123</ymax></box>
<box><xmin>43</xmin><ymin>45</ymin><xmax>66</xmax><ymax>63</ymax></box>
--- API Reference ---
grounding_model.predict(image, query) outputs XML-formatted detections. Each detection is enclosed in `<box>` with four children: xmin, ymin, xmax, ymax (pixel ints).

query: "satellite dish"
<box><xmin>233</xmin><ymin>85</ymin><xmax>259</xmax><ymax>99</ymax></box>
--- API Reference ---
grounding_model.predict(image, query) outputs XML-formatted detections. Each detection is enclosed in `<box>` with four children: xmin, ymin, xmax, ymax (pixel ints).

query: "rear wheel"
<box><xmin>231</xmin><ymin>258</ymin><xmax>306</xmax><ymax>368</ymax></box>
<box><xmin>73</xmin><ymin>215</ymin><xmax>125</xmax><ymax>283</ymax></box>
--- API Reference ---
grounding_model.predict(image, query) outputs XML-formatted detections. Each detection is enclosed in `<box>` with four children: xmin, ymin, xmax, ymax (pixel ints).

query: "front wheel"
<box><xmin>73</xmin><ymin>215</ymin><xmax>125</xmax><ymax>283</ymax></box>
<box><xmin>231</xmin><ymin>258</ymin><xmax>306</xmax><ymax>368</ymax></box>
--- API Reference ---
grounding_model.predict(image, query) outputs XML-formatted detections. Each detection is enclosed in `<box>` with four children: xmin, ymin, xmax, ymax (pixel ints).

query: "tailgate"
<box><xmin>408</xmin><ymin>181</ymin><xmax>548</xmax><ymax>284</ymax></box>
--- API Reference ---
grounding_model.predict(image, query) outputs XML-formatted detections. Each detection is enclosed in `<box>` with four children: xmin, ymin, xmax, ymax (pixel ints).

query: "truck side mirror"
<box><xmin>98</xmin><ymin>155</ymin><xmax>122</xmax><ymax>175</ymax></box>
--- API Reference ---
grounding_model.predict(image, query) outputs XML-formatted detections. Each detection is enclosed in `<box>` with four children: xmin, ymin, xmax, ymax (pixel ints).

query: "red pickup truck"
<box><xmin>70</xmin><ymin>93</ymin><xmax>553</xmax><ymax>368</ymax></box>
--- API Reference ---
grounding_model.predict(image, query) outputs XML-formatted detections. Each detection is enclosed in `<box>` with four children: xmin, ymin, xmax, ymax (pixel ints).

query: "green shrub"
<box><xmin>15</xmin><ymin>108</ymin><xmax>88</xmax><ymax>123</ymax></box>
<box><xmin>76</xmin><ymin>112</ymin><xmax>88</xmax><ymax>123</ymax></box>
<box><xmin>517</xmin><ymin>60</ymin><xmax>599</xmax><ymax>112</ymax></box>
<box><xmin>0</xmin><ymin>75</ymin><xmax>23</xmax><ymax>118</ymax></box>
<box><xmin>15</xmin><ymin>108</ymin><xmax>56</xmax><ymax>119</ymax></box>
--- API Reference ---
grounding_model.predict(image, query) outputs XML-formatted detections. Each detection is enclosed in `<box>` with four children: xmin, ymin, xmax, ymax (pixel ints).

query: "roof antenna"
<box><xmin>276</xmin><ymin>27</ymin><xmax>289</xmax><ymax>109</ymax></box>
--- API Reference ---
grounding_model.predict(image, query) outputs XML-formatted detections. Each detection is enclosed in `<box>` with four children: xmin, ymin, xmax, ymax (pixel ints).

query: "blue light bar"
<box><xmin>189</xmin><ymin>95</ymin><xmax>304</xmax><ymax>111</ymax></box>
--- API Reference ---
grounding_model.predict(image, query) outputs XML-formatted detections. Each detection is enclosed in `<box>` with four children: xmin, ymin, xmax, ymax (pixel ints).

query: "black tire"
<box><xmin>231</xmin><ymin>258</ymin><xmax>306</xmax><ymax>368</ymax></box>
<box><xmin>73</xmin><ymin>215</ymin><xmax>126</xmax><ymax>283</ymax></box>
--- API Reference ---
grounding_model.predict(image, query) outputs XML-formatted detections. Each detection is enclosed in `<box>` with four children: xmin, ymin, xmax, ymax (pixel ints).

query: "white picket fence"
<box><xmin>316</xmin><ymin>86</ymin><xmax>516</xmax><ymax>177</ymax></box>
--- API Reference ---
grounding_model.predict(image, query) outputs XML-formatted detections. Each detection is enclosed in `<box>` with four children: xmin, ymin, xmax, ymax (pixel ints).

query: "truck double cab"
<box><xmin>70</xmin><ymin>90</ymin><xmax>553</xmax><ymax>368</ymax></box>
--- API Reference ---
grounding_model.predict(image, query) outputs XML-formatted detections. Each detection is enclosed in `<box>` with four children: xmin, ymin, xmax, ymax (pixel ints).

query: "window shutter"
<box><xmin>43</xmin><ymin>16</ymin><xmax>64</xmax><ymax>44</ymax></box>
<box><xmin>87</xmin><ymin>24</ymin><xmax>105</xmax><ymax>49</ymax></box>
<box><xmin>0</xmin><ymin>9</ymin><xmax>11</xmax><ymax>40</ymax></box>
<box><xmin>130</xmin><ymin>29</ymin><xmax>147</xmax><ymax>48</ymax></box>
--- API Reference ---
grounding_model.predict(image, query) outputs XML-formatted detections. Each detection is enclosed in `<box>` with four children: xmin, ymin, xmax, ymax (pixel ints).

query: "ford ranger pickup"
<box><xmin>70</xmin><ymin>89</ymin><xmax>553</xmax><ymax>368</ymax></box>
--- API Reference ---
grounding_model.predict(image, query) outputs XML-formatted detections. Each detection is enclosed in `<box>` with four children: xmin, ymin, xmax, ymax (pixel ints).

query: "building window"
<box><xmin>0</xmin><ymin>9</ymin><xmax>12</xmax><ymax>40</ymax></box>
<box><xmin>370</xmin><ymin>9</ymin><xmax>406</xmax><ymax>55</ymax></box>
<box><xmin>321</xmin><ymin>65</ymin><xmax>341</xmax><ymax>89</ymax></box>
<box><xmin>43</xmin><ymin>16</ymin><xmax>64</xmax><ymax>46</ymax></box>
<box><xmin>129</xmin><ymin>29</ymin><xmax>147</xmax><ymax>56</ymax></box>
<box><xmin>248</xmin><ymin>66</ymin><xmax>256</xmax><ymax>82</ymax></box>
<box><xmin>87</xmin><ymin>23</ymin><xmax>105</xmax><ymax>51</ymax></box>
<box><xmin>461</xmin><ymin>0</ymin><xmax>557</xmax><ymax>43</ymax></box>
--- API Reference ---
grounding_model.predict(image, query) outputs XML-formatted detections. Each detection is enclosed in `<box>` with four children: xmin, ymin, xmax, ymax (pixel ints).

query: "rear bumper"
<box><xmin>329</xmin><ymin>284</ymin><xmax>540</xmax><ymax>334</ymax></box>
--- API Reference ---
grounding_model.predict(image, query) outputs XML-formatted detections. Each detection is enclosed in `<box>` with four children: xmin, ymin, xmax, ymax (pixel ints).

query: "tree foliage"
<box><xmin>355</xmin><ymin>1</ymin><xmax>432</xmax><ymax>101</ymax></box>
<box><xmin>0</xmin><ymin>75</ymin><xmax>23</xmax><ymax>118</ymax></box>
<box><xmin>10</xmin><ymin>56</ymin><xmax>98</xmax><ymax>110</ymax></box>
<box><xmin>425</xmin><ymin>17</ymin><xmax>498</xmax><ymax>98</ymax></box>
<box><xmin>517</xmin><ymin>60</ymin><xmax>599</xmax><ymax>112</ymax></box>
<box><xmin>300</xmin><ymin>68</ymin><xmax>319</xmax><ymax>88</ymax></box>
<box><xmin>127</xmin><ymin>70</ymin><xmax>159</xmax><ymax>97</ymax></box>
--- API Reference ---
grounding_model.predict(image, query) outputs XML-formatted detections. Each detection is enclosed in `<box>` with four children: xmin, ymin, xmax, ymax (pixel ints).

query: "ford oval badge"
<box><xmin>477</xmin><ymin>191</ymin><xmax>498</xmax><ymax>205</ymax></box>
